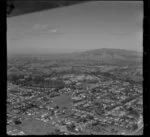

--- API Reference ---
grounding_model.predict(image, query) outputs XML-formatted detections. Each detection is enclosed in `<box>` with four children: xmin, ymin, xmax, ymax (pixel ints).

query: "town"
<box><xmin>7</xmin><ymin>54</ymin><xmax>143</xmax><ymax>135</ymax></box>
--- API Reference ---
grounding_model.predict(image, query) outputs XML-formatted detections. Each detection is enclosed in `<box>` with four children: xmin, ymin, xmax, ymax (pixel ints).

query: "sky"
<box><xmin>7</xmin><ymin>1</ymin><xmax>143</xmax><ymax>55</ymax></box>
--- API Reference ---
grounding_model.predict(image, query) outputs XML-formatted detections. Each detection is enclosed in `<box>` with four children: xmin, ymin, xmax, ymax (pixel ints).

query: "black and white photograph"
<box><xmin>7</xmin><ymin>0</ymin><xmax>143</xmax><ymax>135</ymax></box>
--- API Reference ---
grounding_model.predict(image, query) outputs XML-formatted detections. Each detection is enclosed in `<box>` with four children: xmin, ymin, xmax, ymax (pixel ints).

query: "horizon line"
<box><xmin>7</xmin><ymin>47</ymin><xmax>143</xmax><ymax>57</ymax></box>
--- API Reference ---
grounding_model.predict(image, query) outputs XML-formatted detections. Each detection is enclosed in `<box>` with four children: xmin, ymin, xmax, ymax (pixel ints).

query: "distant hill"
<box><xmin>66</xmin><ymin>48</ymin><xmax>142</xmax><ymax>66</ymax></box>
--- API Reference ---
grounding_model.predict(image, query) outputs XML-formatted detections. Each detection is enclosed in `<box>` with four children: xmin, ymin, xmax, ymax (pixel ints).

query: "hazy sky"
<box><xmin>7</xmin><ymin>1</ymin><xmax>143</xmax><ymax>54</ymax></box>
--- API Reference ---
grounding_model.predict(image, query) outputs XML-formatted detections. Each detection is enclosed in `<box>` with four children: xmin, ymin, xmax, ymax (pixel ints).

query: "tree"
<box><xmin>14</xmin><ymin>118</ymin><xmax>22</xmax><ymax>125</ymax></box>
<box><xmin>128</xmin><ymin>107</ymin><xmax>139</xmax><ymax>119</ymax></box>
<box><xmin>51</xmin><ymin>128</ymin><xmax>62</xmax><ymax>135</ymax></box>
<box><xmin>132</xmin><ymin>123</ymin><xmax>138</xmax><ymax>131</ymax></box>
<box><xmin>67</xmin><ymin>123</ymin><xmax>76</xmax><ymax>132</ymax></box>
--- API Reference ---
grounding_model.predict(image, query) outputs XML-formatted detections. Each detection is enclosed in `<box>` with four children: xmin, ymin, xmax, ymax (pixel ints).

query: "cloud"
<box><xmin>32</xmin><ymin>24</ymin><xmax>48</xmax><ymax>29</ymax></box>
<box><xmin>48</xmin><ymin>28</ymin><xmax>59</xmax><ymax>33</ymax></box>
